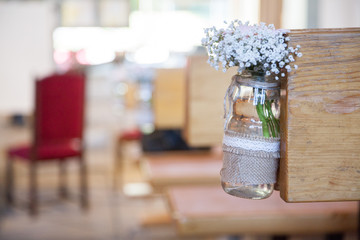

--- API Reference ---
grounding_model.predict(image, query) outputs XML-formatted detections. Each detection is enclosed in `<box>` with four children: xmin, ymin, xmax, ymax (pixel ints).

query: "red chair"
<box><xmin>5</xmin><ymin>72</ymin><xmax>88</xmax><ymax>216</ymax></box>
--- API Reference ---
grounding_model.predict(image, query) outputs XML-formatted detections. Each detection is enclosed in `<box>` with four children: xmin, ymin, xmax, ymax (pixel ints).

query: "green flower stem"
<box><xmin>264</xmin><ymin>102</ymin><xmax>277</xmax><ymax>137</ymax></box>
<box><xmin>268</xmin><ymin>117</ymin><xmax>276</xmax><ymax>138</ymax></box>
<box><xmin>267</xmin><ymin>101</ymin><xmax>278</xmax><ymax>129</ymax></box>
<box><xmin>265</xmin><ymin>108</ymin><xmax>276</xmax><ymax>138</ymax></box>
<box><xmin>257</xmin><ymin>100</ymin><xmax>279</xmax><ymax>138</ymax></box>
<box><xmin>265</xmin><ymin>101</ymin><xmax>280</xmax><ymax>136</ymax></box>
<box><xmin>256</xmin><ymin>103</ymin><xmax>270</xmax><ymax>138</ymax></box>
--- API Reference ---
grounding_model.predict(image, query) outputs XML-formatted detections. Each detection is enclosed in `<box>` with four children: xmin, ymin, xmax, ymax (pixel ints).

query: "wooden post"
<box><xmin>278</xmin><ymin>28</ymin><xmax>360</xmax><ymax>202</ymax></box>
<box><xmin>260</xmin><ymin>0</ymin><xmax>283</xmax><ymax>28</ymax></box>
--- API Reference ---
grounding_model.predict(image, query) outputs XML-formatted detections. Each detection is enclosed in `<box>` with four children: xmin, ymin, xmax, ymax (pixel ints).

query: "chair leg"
<box><xmin>113</xmin><ymin>140</ymin><xmax>124</xmax><ymax>191</ymax></box>
<box><xmin>58</xmin><ymin>159</ymin><xmax>68</xmax><ymax>199</ymax></box>
<box><xmin>29</xmin><ymin>161</ymin><xmax>38</xmax><ymax>216</ymax></box>
<box><xmin>5</xmin><ymin>155</ymin><xmax>15</xmax><ymax>205</ymax></box>
<box><xmin>79</xmin><ymin>155</ymin><xmax>89</xmax><ymax>210</ymax></box>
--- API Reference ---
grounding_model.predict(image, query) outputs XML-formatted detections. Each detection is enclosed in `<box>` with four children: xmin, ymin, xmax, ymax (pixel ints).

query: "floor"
<box><xmin>0</xmin><ymin>64</ymin><xmax>357</xmax><ymax>240</ymax></box>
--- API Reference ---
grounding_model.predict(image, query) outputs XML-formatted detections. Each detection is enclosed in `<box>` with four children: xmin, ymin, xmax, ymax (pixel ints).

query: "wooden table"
<box><xmin>167</xmin><ymin>185</ymin><xmax>358</xmax><ymax>236</ymax></box>
<box><xmin>142</xmin><ymin>151</ymin><xmax>222</xmax><ymax>190</ymax></box>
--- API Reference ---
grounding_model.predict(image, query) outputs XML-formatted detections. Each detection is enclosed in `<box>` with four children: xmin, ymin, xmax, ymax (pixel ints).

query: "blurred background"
<box><xmin>0</xmin><ymin>0</ymin><xmax>359</xmax><ymax>240</ymax></box>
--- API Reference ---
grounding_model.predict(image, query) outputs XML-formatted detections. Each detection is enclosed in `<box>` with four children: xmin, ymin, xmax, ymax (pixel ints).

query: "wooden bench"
<box><xmin>142</xmin><ymin>150</ymin><xmax>222</xmax><ymax>191</ymax></box>
<box><xmin>167</xmin><ymin>185</ymin><xmax>358</xmax><ymax>237</ymax></box>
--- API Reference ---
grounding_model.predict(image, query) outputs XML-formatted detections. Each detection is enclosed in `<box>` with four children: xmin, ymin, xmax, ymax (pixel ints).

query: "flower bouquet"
<box><xmin>202</xmin><ymin>21</ymin><xmax>301</xmax><ymax>199</ymax></box>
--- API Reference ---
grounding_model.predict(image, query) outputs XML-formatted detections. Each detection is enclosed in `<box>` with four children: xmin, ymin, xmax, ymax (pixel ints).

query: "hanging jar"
<box><xmin>221</xmin><ymin>70</ymin><xmax>281</xmax><ymax>199</ymax></box>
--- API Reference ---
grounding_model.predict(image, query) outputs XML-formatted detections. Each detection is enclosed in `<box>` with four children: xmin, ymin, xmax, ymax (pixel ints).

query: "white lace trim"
<box><xmin>223</xmin><ymin>132</ymin><xmax>280</xmax><ymax>153</ymax></box>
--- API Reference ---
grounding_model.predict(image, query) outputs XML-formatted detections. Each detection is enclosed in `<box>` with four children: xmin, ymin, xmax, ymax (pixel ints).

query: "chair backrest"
<box><xmin>34</xmin><ymin>72</ymin><xmax>86</xmax><ymax>147</ymax></box>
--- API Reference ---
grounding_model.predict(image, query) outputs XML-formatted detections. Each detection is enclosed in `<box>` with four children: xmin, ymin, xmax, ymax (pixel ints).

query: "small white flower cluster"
<box><xmin>201</xmin><ymin>20</ymin><xmax>302</xmax><ymax>80</ymax></box>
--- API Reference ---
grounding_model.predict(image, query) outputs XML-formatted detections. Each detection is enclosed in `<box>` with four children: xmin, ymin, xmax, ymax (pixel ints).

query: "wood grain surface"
<box><xmin>278</xmin><ymin>28</ymin><xmax>360</xmax><ymax>202</ymax></box>
<box><xmin>167</xmin><ymin>186</ymin><xmax>358</xmax><ymax>236</ymax></box>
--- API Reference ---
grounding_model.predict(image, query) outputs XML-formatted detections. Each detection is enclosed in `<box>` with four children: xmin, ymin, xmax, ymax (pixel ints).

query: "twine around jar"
<box><xmin>232</xmin><ymin>73</ymin><xmax>280</xmax><ymax>90</ymax></box>
<box><xmin>221</xmin><ymin>130</ymin><xmax>280</xmax><ymax>185</ymax></box>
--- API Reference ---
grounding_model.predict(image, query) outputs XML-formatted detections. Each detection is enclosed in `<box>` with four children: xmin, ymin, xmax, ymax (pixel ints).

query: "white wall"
<box><xmin>0</xmin><ymin>1</ymin><xmax>56</xmax><ymax>115</ymax></box>
<box><xmin>282</xmin><ymin>0</ymin><xmax>360</xmax><ymax>29</ymax></box>
<box><xmin>282</xmin><ymin>0</ymin><xmax>308</xmax><ymax>29</ymax></box>
<box><xmin>229</xmin><ymin>0</ymin><xmax>260</xmax><ymax>25</ymax></box>
<box><xmin>318</xmin><ymin>0</ymin><xmax>360</xmax><ymax>28</ymax></box>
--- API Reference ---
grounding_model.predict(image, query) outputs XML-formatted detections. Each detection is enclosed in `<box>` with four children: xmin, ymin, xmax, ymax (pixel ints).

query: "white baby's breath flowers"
<box><xmin>201</xmin><ymin>20</ymin><xmax>302</xmax><ymax>79</ymax></box>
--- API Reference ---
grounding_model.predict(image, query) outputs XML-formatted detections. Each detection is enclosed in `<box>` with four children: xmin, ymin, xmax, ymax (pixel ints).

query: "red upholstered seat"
<box><xmin>8</xmin><ymin>138</ymin><xmax>81</xmax><ymax>161</ymax></box>
<box><xmin>119</xmin><ymin>129</ymin><xmax>142</xmax><ymax>141</ymax></box>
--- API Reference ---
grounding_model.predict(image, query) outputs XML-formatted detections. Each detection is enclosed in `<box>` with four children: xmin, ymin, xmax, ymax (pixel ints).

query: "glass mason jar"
<box><xmin>221</xmin><ymin>71</ymin><xmax>280</xmax><ymax>199</ymax></box>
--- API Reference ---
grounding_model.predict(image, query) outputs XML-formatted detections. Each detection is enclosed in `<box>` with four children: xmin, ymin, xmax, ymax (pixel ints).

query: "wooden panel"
<box><xmin>184</xmin><ymin>55</ymin><xmax>235</xmax><ymax>147</ymax></box>
<box><xmin>153</xmin><ymin>68</ymin><xmax>186</xmax><ymax>129</ymax></box>
<box><xmin>167</xmin><ymin>186</ymin><xmax>358</xmax><ymax>236</ymax></box>
<box><xmin>260</xmin><ymin>0</ymin><xmax>283</xmax><ymax>29</ymax></box>
<box><xmin>279</xmin><ymin>28</ymin><xmax>360</xmax><ymax>202</ymax></box>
